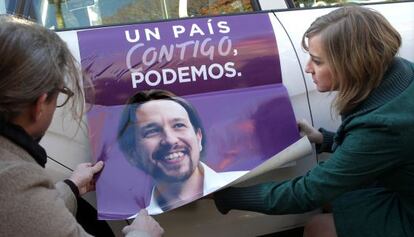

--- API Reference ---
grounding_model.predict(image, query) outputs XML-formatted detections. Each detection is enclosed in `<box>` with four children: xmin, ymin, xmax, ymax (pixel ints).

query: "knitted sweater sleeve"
<box><xmin>214</xmin><ymin>116</ymin><xmax>403</xmax><ymax>215</ymax></box>
<box><xmin>316</xmin><ymin>128</ymin><xmax>335</xmax><ymax>153</ymax></box>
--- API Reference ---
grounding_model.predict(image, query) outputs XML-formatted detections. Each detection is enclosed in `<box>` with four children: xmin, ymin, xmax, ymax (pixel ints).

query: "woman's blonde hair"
<box><xmin>0</xmin><ymin>15</ymin><xmax>84</xmax><ymax>122</ymax></box>
<box><xmin>302</xmin><ymin>5</ymin><xmax>401</xmax><ymax>115</ymax></box>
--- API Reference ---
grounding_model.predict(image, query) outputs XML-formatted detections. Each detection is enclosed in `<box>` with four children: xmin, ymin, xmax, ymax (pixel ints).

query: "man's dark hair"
<box><xmin>118</xmin><ymin>89</ymin><xmax>206</xmax><ymax>168</ymax></box>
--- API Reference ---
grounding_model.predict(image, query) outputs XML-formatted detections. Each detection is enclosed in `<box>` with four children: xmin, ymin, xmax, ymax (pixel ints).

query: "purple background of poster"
<box><xmin>77</xmin><ymin>13</ymin><xmax>299</xmax><ymax>219</ymax></box>
<box><xmin>78</xmin><ymin>13</ymin><xmax>281</xmax><ymax>105</ymax></box>
<box><xmin>90</xmin><ymin>84</ymin><xmax>299</xmax><ymax>219</ymax></box>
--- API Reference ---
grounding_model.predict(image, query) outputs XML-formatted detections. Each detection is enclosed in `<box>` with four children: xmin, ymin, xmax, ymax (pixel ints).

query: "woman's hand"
<box><xmin>123</xmin><ymin>209</ymin><xmax>164</xmax><ymax>237</ymax></box>
<box><xmin>69</xmin><ymin>161</ymin><xmax>104</xmax><ymax>195</ymax></box>
<box><xmin>297</xmin><ymin>119</ymin><xmax>323</xmax><ymax>144</ymax></box>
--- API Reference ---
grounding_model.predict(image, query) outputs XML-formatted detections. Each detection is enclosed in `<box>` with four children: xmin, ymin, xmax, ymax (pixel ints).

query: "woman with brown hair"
<box><xmin>213</xmin><ymin>5</ymin><xmax>414</xmax><ymax>237</ymax></box>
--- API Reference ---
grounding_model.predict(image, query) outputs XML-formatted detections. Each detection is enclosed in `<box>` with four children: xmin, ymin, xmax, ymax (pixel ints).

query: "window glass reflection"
<box><xmin>9</xmin><ymin>0</ymin><xmax>405</xmax><ymax>30</ymax></box>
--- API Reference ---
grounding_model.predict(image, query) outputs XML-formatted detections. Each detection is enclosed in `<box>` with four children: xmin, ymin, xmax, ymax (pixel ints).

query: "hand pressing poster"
<box><xmin>77</xmin><ymin>13</ymin><xmax>301</xmax><ymax>219</ymax></box>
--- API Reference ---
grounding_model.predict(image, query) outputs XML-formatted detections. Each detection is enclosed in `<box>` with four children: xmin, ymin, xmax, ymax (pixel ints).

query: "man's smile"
<box><xmin>154</xmin><ymin>148</ymin><xmax>190</xmax><ymax>165</ymax></box>
<box><xmin>164</xmin><ymin>151</ymin><xmax>185</xmax><ymax>162</ymax></box>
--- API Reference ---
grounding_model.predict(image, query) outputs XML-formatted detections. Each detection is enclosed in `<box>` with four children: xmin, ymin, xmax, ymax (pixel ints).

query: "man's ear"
<box><xmin>196</xmin><ymin>128</ymin><xmax>203</xmax><ymax>151</ymax></box>
<box><xmin>31</xmin><ymin>93</ymin><xmax>48</xmax><ymax>121</ymax></box>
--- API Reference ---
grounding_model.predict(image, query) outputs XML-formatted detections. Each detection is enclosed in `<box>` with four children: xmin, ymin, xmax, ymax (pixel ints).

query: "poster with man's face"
<box><xmin>78</xmin><ymin>13</ymin><xmax>300</xmax><ymax>219</ymax></box>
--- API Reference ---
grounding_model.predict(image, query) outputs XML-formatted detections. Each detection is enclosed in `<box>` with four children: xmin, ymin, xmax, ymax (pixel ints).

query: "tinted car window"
<box><xmin>13</xmin><ymin>0</ymin><xmax>254</xmax><ymax>30</ymax></box>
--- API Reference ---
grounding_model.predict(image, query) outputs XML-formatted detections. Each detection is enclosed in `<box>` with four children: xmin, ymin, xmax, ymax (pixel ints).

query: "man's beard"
<box><xmin>148</xmin><ymin>142</ymin><xmax>197</xmax><ymax>183</ymax></box>
<box><xmin>150</xmin><ymin>158</ymin><xmax>196</xmax><ymax>183</ymax></box>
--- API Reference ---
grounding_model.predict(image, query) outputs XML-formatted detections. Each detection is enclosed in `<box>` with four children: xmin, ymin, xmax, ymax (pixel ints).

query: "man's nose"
<box><xmin>160</xmin><ymin>129</ymin><xmax>179</xmax><ymax>145</ymax></box>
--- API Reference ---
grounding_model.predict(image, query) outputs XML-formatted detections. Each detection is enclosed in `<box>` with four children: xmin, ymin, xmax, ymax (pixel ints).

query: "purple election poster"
<box><xmin>77</xmin><ymin>13</ymin><xmax>300</xmax><ymax>219</ymax></box>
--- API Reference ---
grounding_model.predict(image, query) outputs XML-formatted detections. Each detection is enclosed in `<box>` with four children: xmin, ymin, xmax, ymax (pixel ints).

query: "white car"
<box><xmin>3</xmin><ymin>0</ymin><xmax>413</xmax><ymax>236</ymax></box>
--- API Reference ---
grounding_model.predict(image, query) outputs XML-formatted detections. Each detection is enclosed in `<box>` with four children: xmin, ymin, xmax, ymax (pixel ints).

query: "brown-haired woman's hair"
<box><xmin>301</xmin><ymin>5</ymin><xmax>401</xmax><ymax>115</ymax></box>
<box><xmin>0</xmin><ymin>15</ymin><xmax>84</xmax><ymax>122</ymax></box>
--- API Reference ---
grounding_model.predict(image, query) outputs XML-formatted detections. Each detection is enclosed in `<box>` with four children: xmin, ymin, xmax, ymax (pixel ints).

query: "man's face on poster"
<box><xmin>134</xmin><ymin>100</ymin><xmax>203</xmax><ymax>183</ymax></box>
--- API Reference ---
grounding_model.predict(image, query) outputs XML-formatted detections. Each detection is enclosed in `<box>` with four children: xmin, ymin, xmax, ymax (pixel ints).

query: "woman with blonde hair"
<box><xmin>213</xmin><ymin>5</ymin><xmax>414</xmax><ymax>237</ymax></box>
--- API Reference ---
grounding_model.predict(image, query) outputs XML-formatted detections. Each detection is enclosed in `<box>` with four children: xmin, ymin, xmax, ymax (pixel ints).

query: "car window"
<box><xmin>4</xmin><ymin>0</ymin><xmax>255</xmax><ymax>30</ymax></box>
<box><xmin>2</xmin><ymin>0</ymin><xmax>408</xmax><ymax>30</ymax></box>
<box><xmin>291</xmin><ymin>0</ymin><xmax>406</xmax><ymax>8</ymax></box>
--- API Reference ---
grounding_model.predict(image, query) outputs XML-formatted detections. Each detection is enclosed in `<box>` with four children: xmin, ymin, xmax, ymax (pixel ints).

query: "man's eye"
<box><xmin>173</xmin><ymin>123</ymin><xmax>186</xmax><ymax>129</ymax></box>
<box><xmin>142</xmin><ymin>128</ymin><xmax>159</xmax><ymax>137</ymax></box>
